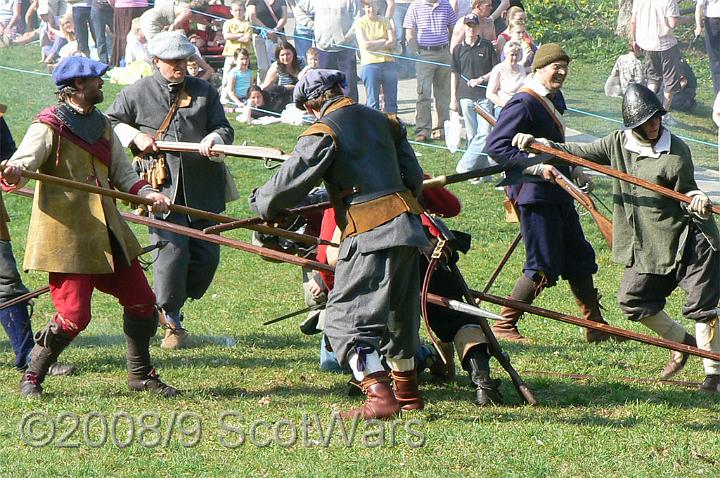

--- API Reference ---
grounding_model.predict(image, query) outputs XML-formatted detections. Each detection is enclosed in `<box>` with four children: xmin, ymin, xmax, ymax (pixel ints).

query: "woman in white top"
<box><xmin>486</xmin><ymin>40</ymin><xmax>525</xmax><ymax>114</ymax></box>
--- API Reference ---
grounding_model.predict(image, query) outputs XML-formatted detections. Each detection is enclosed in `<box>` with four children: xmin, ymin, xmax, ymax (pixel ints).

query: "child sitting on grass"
<box><xmin>225</xmin><ymin>48</ymin><xmax>255</xmax><ymax>109</ymax></box>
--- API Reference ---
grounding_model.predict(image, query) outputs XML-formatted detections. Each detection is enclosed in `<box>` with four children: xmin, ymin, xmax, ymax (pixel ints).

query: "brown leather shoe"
<box><xmin>391</xmin><ymin>370</ymin><xmax>424</xmax><ymax>411</ymax></box>
<box><xmin>340</xmin><ymin>372</ymin><xmax>400</xmax><ymax>420</ymax></box>
<box><xmin>585</xmin><ymin>326</ymin><xmax>614</xmax><ymax>344</ymax></box>
<box><xmin>128</xmin><ymin>368</ymin><xmax>180</xmax><ymax>397</ymax></box>
<box><xmin>160</xmin><ymin>328</ymin><xmax>191</xmax><ymax>350</ymax></box>
<box><xmin>20</xmin><ymin>371</ymin><xmax>43</xmax><ymax>398</ymax></box>
<box><xmin>414</xmin><ymin>134</ymin><xmax>428</xmax><ymax>142</ymax></box>
<box><xmin>660</xmin><ymin>333</ymin><xmax>696</xmax><ymax>380</ymax></box>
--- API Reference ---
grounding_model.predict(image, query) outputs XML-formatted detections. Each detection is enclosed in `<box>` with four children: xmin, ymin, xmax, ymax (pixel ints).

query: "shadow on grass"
<box><xmin>73</xmin><ymin>330</ymin><xmax>312</xmax><ymax>351</ymax></box>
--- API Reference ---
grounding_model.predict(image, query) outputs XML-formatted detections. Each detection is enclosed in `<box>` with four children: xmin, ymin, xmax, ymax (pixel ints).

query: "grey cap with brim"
<box><xmin>148</xmin><ymin>31</ymin><xmax>196</xmax><ymax>60</ymax></box>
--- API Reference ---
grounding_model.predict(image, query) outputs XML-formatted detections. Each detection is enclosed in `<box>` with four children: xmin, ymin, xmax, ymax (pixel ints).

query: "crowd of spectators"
<box><xmin>1</xmin><ymin>0</ymin><xmax>718</xmax><ymax>136</ymax></box>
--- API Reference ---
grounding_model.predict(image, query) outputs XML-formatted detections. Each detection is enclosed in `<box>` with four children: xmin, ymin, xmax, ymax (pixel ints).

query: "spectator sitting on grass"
<box><xmin>225</xmin><ymin>48</ymin><xmax>255</xmax><ymax>109</ymax></box>
<box><xmin>260</xmin><ymin>41</ymin><xmax>305</xmax><ymax>90</ymax></box>
<box><xmin>124</xmin><ymin>17</ymin><xmax>149</xmax><ymax>65</ymax></box>
<box><xmin>0</xmin><ymin>0</ymin><xmax>21</xmax><ymax>46</ymax></box>
<box><xmin>237</xmin><ymin>85</ymin><xmax>288</xmax><ymax>123</ymax></box>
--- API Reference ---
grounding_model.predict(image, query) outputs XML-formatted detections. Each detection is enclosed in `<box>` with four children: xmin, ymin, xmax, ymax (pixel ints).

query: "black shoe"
<box><xmin>47</xmin><ymin>362</ymin><xmax>76</xmax><ymax>376</ymax></box>
<box><xmin>700</xmin><ymin>374</ymin><xmax>720</xmax><ymax>393</ymax></box>
<box><xmin>129</xmin><ymin>369</ymin><xmax>180</xmax><ymax>397</ymax></box>
<box><xmin>347</xmin><ymin>377</ymin><xmax>363</xmax><ymax>397</ymax></box>
<box><xmin>20</xmin><ymin>371</ymin><xmax>43</xmax><ymax>398</ymax></box>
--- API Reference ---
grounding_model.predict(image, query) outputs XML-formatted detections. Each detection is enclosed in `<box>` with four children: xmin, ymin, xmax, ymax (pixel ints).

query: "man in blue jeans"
<box><xmin>695</xmin><ymin>0</ymin><xmax>720</xmax><ymax>94</ymax></box>
<box><xmin>90</xmin><ymin>0</ymin><xmax>114</xmax><ymax>64</ymax></box>
<box><xmin>310</xmin><ymin>0</ymin><xmax>360</xmax><ymax>102</ymax></box>
<box><xmin>450</xmin><ymin>13</ymin><xmax>498</xmax><ymax>179</ymax></box>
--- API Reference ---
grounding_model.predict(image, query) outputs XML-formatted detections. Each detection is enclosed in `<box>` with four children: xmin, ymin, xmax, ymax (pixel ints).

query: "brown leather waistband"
<box><xmin>342</xmin><ymin>190</ymin><xmax>424</xmax><ymax>239</ymax></box>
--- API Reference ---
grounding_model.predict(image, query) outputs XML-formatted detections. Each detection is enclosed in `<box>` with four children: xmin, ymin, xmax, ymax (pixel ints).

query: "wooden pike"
<box><xmin>13</xmin><ymin>189</ymin><xmax>715</xmax><ymax>364</ymax></box>
<box><xmin>530</xmin><ymin>140</ymin><xmax>720</xmax><ymax>215</ymax></box>
<box><xmin>5</xmin><ymin>168</ymin><xmax>336</xmax><ymax>248</ymax></box>
<box><xmin>0</xmin><ymin>286</ymin><xmax>50</xmax><ymax>310</ymax></box>
<box><xmin>472</xmin><ymin>289</ymin><xmax>720</xmax><ymax>362</ymax></box>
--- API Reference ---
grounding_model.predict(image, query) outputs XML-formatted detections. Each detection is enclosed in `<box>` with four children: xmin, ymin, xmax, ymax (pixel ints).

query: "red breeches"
<box><xmin>48</xmin><ymin>260</ymin><xmax>156</xmax><ymax>337</ymax></box>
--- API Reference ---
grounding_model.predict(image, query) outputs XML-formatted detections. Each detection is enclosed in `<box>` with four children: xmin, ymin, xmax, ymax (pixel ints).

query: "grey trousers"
<box><xmin>324</xmin><ymin>244</ymin><xmax>421</xmax><ymax>367</ymax></box>
<box><xmin>414</xmin><ymin>47</ymin><xmax>452</xmax><ymax>137</ymax></box>
<box><xmin>149</xmin><ymin>213</ymin><xmax>220</xmax><ymax>315</ymax></box>
<box><xmin>618</xmin><ymin>223</ymin><xmax>720</xmax><ymax>322</ymax></box>
<box><xmin>0</xmin><ymin>240</ymin><xmax>29</xmax><ymax>302</ymax></box>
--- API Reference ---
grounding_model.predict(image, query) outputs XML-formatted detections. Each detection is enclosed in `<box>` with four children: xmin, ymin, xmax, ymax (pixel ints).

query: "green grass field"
<box><xmin>1</xmin><ymin>39</ymin><xmax>719</xmax><ymax>478</ymax></box>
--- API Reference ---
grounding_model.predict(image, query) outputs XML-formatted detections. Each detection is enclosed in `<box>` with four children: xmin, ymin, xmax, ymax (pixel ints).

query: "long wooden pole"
<box><xmin>530</xmin><ymin>141</ymin><xmax>720</xmax><ymax>215</ymax></box>
<box><xmin>471</xmin><ymin>289</ymin><xmax>720</xmax><ymax>362</ymax></box>
<box><xmin>13</xmin><ymin>187</ymin><xmax>715</xmax><ymax>362</ymax></box>
<box><xmin>6</xmin><ymin>168</ymin><xmax>336</xmax><ymax>247</ymax></box>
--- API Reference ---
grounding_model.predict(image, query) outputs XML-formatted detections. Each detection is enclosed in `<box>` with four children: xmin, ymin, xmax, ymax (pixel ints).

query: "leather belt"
<box><xmin>417</xmin><ymin>44</ymin><xmax>449</xmax><ymax>51</ymax></box>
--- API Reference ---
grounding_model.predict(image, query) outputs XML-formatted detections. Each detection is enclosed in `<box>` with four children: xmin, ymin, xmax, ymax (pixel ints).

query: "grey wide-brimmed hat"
<box><xmin>147</xmin><ymin>31</ymin><xmax>196</xmax><ymax>60</ymax></box>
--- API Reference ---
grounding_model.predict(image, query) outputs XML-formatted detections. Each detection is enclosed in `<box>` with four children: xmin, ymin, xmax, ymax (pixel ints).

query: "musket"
<box><xmin>554</xmin><ymin>171</ymin><xmax>614</xmax><ymax>247</ymax></box>
<box><xmin>421</xmin><ymin>163</ymin><xmax>508</xmax><ymax>189</ymax></box>
<box><xmin>529</xmin><ymin>141</ymin><xmax>720</xmax><ymax>215</ymax></box>
<box><xmin>472</xmin><ymin>289</ymin><xmax>720</xmax><ymax>362</ymax></box>
<box><xmin>0</xmin><ymin>286</ymin><xmax>50</xmax><ymax>310</ymax></box>
<box><xmin>5</xmin><ymin>168</ymin><xmax>336</xmax><ymax>248</ymax></box>
<box><xmin>474</xmin><ymin>103</ymin><xmax>616</xmax><ymax>245</ymax></box>
<box><xmin>208</xmin><ymin>163</ymin><xmax>520</xmax><ymax>236</ymax></box>
<box><xmin>203</xmin><ymin>201</ymin><xmax>334</xmax><ymax>235</ymax></box>
<box><xmin>154</xmin><ymin>140</ymin><xmax>290</xmax><ymax>163</ymax></box>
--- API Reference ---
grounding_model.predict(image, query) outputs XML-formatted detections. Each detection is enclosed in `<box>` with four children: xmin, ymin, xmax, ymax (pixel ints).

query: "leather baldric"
<box><xmin>519</xmin><ymin>87</ymin><xmax>565</xmax><ymax>139</ymax></box>
<box><xmin>155</xmin><ymin>87</ymin><xmax>190</xmax><ymax>141</ymax></box>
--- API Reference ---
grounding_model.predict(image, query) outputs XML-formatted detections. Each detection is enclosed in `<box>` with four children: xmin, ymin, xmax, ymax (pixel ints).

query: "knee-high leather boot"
<box><xmin>568</xmin><ymin>276</ymin><xmax>614</xmax><ymax>343</ymax></box>
<box><xmin>19</xmin><ymin>320</ymin><xmax>74</xmax><ymax>397</ymax></box>
<box><xmin>455</xmin><ymin>326</ymin><xmax>501</xmax><ymax>406</ymax></box>
<box><xmin>492</xmin><ymin>275</ymin><xmax>540</xmax><ymax>343</ymax></box>
<box><xmin>125</xmin><ymin>310</ymin><xmax>179</xmax><ymax>397</ymax></box>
